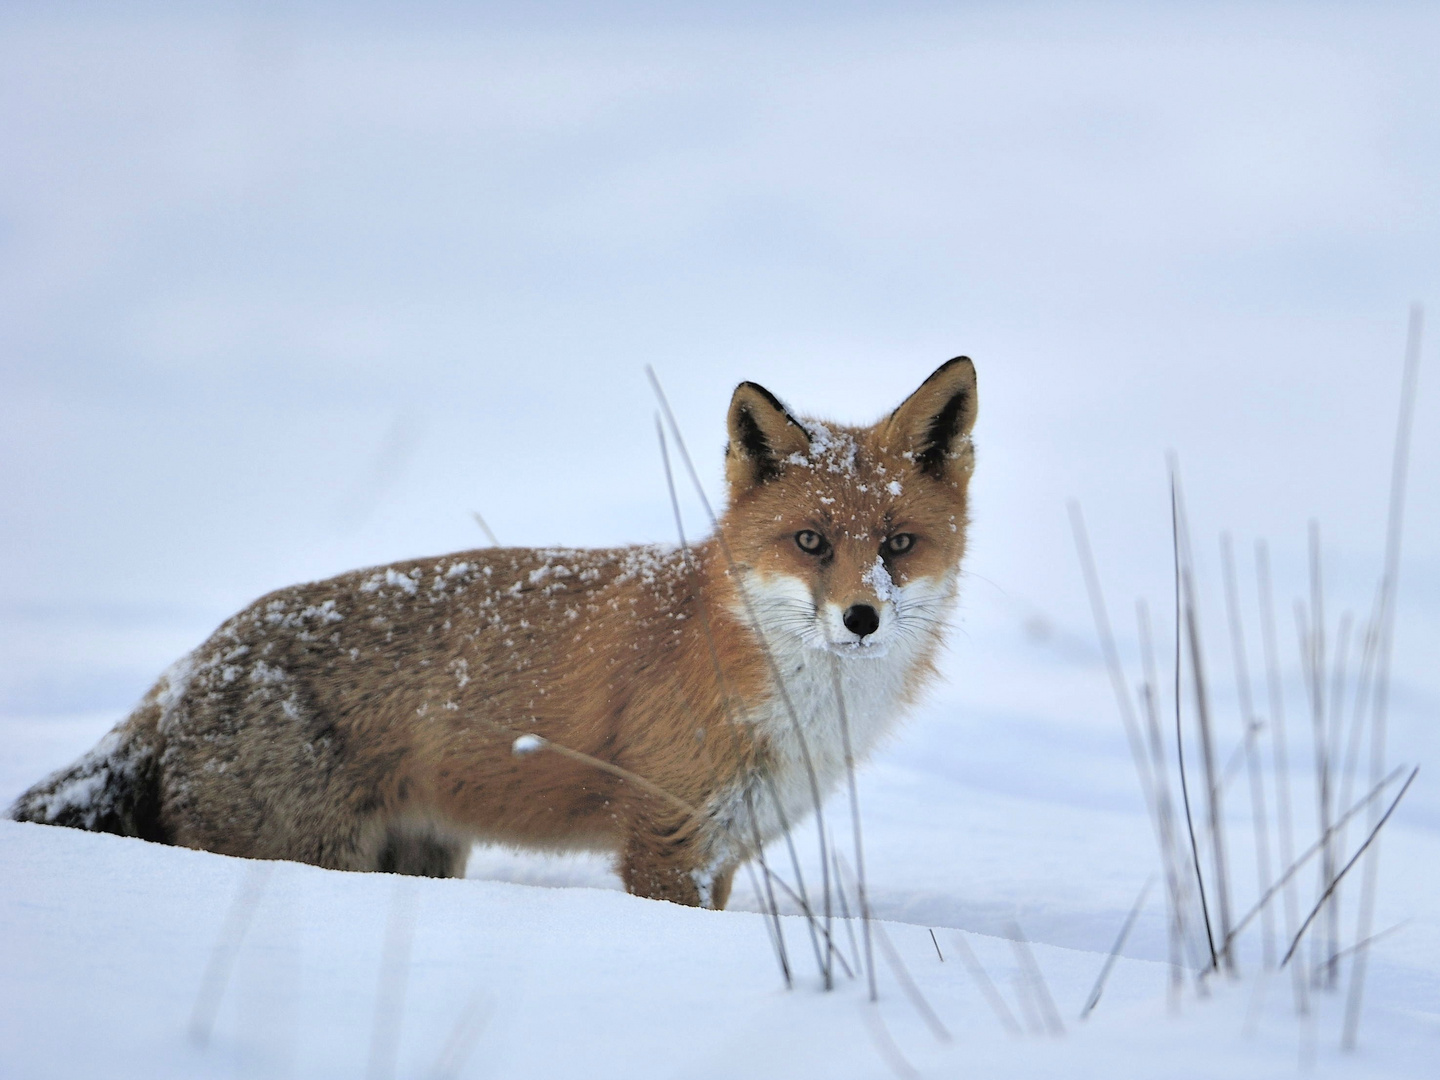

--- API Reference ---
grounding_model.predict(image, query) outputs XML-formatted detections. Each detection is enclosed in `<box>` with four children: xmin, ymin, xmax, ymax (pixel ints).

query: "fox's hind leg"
<box><xmin>375</xmin><ymin>823</ymin><xmax>470</xmax><ymax>878</ymax></box>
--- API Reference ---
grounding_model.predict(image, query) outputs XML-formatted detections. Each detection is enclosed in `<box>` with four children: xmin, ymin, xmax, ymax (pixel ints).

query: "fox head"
<box><xmin>719</xmin><ymin>357</ymin><xmax>977</xmax><ymax>660</ymax></box>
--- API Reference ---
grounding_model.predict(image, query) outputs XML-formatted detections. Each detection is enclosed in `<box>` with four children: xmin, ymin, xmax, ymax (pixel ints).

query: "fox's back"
<box><xmin>184</xmin><ymin>544</ymin><xmax>698</xmax><ymax>735</ymax></box>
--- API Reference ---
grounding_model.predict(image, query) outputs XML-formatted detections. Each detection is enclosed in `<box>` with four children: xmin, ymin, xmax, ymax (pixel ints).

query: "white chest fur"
<box><xmin>747</xmin><ymin>639</ymin><xmax>917</xmax><ymax>838</ymax></box>
<box><xmin>714</xmin><ymin>569</ymin><xmax>955</xmax><ymax>851</ymax></box>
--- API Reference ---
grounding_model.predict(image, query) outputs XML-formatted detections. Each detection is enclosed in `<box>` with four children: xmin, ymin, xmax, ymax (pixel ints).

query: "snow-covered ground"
<box><xmin>5</xmin><ymin>638</ymin><xmax>1439</xmax><ymax>1079</ymax></box>
<box><xmin>4</xmin><ymin>3</ymin><xmax>1439</xmax><ymax>1078</ymax></box>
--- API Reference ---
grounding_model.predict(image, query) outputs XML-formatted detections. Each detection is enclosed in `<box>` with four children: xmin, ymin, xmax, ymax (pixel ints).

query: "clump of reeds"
<box><xmin>1068</xmin><ymin>304</ymin><xmax>1424</xmax><ymax>1050</ymax></box>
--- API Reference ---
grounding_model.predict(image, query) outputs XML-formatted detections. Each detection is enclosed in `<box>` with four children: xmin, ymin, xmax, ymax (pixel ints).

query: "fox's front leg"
<box><xmin>619</xmin><ymin>809</ymin><xmax>735</xmax><ymax>909</ymax></box>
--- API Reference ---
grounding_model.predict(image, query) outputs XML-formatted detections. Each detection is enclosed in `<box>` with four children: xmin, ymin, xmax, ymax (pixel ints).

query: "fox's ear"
<box><xmin>884</xmin><ymin>356</ymin><xmax>978</xmax><ymax>482</ymax></box>
<box><xmin>725</xmin><ymin>381</ymin><xmax>811</xmax><ymax>493</ymax></box>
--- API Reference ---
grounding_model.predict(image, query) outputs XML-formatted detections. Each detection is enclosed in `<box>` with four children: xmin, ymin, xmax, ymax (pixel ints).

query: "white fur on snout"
<box><xmin>819</xmin><ymin>600</ymin><xmax>894</xmax><ymax>657</ymax></box>
<box><xmin>722</xmin><ymin>565</ymin><xmax>960</xmax><ymax>849</ymax></box>
<box><xmin>737</xmin><ymin>566</ymin><xmax>952</xmax><ymax>659</ymax></box>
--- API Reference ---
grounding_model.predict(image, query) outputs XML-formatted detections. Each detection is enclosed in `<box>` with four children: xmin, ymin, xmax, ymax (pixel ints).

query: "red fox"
<box><xmin>10</xmin><ymin>358</ymin><xmax>977</xmax><ymax>908</ymax></box>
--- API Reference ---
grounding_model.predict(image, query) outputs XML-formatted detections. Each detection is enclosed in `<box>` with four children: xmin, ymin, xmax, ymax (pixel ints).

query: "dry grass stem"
<box><xmin>1220</xmin><ymin>533</ymin><xmax>1276</xmax><ymax>968</ymax></box>
<box><xmin>1068</xmin><ymin>506</ymin><xmax>1169</xmax><ymax>871</ymax></box>
<box><xmin>365</xmin><ymin>881</ymin><xmax>417</xmax><ymax>1080</ymax></box>
<box><xmin>648</xmin><ymin>366</ymin><xmax>836</xmax><ymax>988</ymax></box>
<box><xmin>469</xmin><ymin>511</ymin><xmax>500</xmax><ymax>547</ymax></box>
<box><xmin>1080</xmin><ymin>876</ymin><xmax>1155</xmax><ymax>1020</ymax></box>
<box><xmin>429</xmin><ymin>990</ymin><xmax>491</xmax><ymax>1080</ymax></box>
<box><xmin>1008</xmin><ymin>922</ymin><xmax>1064</xmax><ymax>1037</ymax></box>
<box><xmin>1137</xmin><ymin>601</ymin><xmax>1201</xmax><ymax>991</ymax></box>
<box><xmin>832</xmin><ymin>851</ymin><xmax>863</xmax><ymax>979</ymax></box>
<box><xmin>1225</xmin><ymin>763</ymin><xmax>1407</xmax><ymax>947</ymax></box>
<box><xmin>830</xmin><ymin>654</ymin><xmax>878</xmax><ymax>1002</ymax></box>
<box><xmin>951</xmin><ymin>932</ymin><xmax>1022</xmax><ymax>1036</ymax></box>
<box><xmin>1281</xmin><ymin>766</ymin><xmax>1418</xmax><ymax>968</ymax></box>
<box><xmin>188</xmin><ymin>860</ymin><xmax>274</xmax><ymax>1048</ymax></box>
<box><xmin>861</xmin><ymin>1004</ymin><xmax>921</xmax><ymax>1080</ymax></box>
<box><xmin>870</xmin><ymin>917</ymin><xmax>952</xmax><ymax>1042</ymax></box>
<box><xmin>1326</xmin><ymin>920</ymin><xmax>1410</xmax><ymax>969</ymax></box>
<box><xmin>1070</xmin><ymin>504</ymin><xmax>1200</xmax><ymax>984</ymax></box>
<box><xmin>1323</xmin><ymin>609</ymin><xmax>1354</xmax><ymax>985</ymax></box>
<box><xmin>510</xmin><ymin>726</ymin><xmax>855</xmax><ymax>976</ymax></box>
<box><xmin>1256</xmin><ymin>540</ymin><xmax>1308</xmax><ymax>1013</ymax></box>
<box><xmin>1300</xmin><ymin>524</ymin><xmax>1338</xmax><ymax>987</ymax></box>
<box><xmin>1171</xmin><ymin>475</ymin><xmax>1217</xmax><ymax>971</ymax></box>
<box><xmin>1172</xmin><ymin>465</ymin><xmax>1235</xmax><ymax>972</ymax></box>
<box><xmin>1343</xmin><ymin>304</ymin><xmax>1424</xmax><ymax>1050</ymax></box>
<box><xmin>655</xmin><ymin>415</ymin><xmax>792</xmax><ymax>986</ymax></box>
<box><xmin>1335</xmin><ymin>609</ymin><xmax>1381</xmax><ymax>882</ymax></box>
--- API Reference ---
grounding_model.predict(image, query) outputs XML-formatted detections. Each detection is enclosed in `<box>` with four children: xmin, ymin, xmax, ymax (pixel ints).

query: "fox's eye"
<box><xmin>884</xmin><ymin>534</ymin><xmax>915</xmax><ymax>556</ymax></box>
<box><xmin>795</xmin><ymin>530</ymin><xmax>829</xmax><ymax>555</ymax></box>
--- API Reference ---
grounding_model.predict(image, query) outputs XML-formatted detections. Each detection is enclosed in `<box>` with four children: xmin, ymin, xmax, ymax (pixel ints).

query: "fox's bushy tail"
<box><xmin>8</xmin><ymin>716</ymin><xmax>168</xmax><ymax>843</ymax></box>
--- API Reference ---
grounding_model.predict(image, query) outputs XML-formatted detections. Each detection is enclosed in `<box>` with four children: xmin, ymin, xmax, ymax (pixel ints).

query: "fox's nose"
<box><xmin>843</xmin><ymin>604</ymin><xmax>880</xmax><ymax>638</ymax></box>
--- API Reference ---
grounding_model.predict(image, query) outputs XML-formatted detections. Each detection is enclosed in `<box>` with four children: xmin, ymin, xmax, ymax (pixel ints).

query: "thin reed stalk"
<box><xmin>847</xmin><ymin>869</ymin><xmax>950</xmax><ymax>1041</ymax></box>
<box><xmin>1335</xmin><ymin>609</ymin><xmax>1380</xmax><ymax>879</ymax></box>
<box><xmin>1171</xmin><ymin>475</ymin><xmax>1217</xmax><ymax>971</ymax></box>
<box><xmin>1220</xmin><ymin>533</ymin><xmax>1276</xmax><ymax>969</ymax></box>
<box><xmin>188</xmin><ymin>860</ymin><xmax>274</xmax><ymax>1047</ymax></box>
<box><xmin>1323</xmin><ymin>610</ymin><xmax>1354</xmax><ymax>986</ymax></box>
<box><xmin>1173</xmin><ymin>462</ymin><xmax>1234</xmax><ymax>971</ymax></box>
<box><xmin>1224</xmin><ymin>764</ymin><xmax>1406</xmax><ymax>946</ymax></box>
<box><xmin>1281</xmin><ymin>766</ymin><xmax>1418</xmax><ymax>968</ymax></box>
<box><xmin>648</xmin><ymin>366</ymin><xmax>837</xmax><ymax>988</ymax></box>
<box><xmin>746</xmin><ymin>788</ymin><xmax>792</xmax><ymax>985</ymax></box>
<box><xmin>1327</xmin><ymin>920</ymin><xmax>1409</xmax><ymax>969</ymax></box>
<box><xmin>832</xmin><ymin>850</ymin><xmax>863</xmax><ymax>979</ymax></box>
<box><xmin>1343</xmin><ymin>304</ymin><xmax>1424</xmax><ymax>1049</ymax></box>
<box><xmin>654</xmin><ymin>416</ymin><xmax>792</xmax><ymax>986</ymax></box>
<box><xmin>1080</xmin><ymin>876</ymin><xmax>1155</xmax><ymax>1020</ymax></box>
<box><xmin>1292</xmin><ymin>600</ymin><xmax>1326</xmax><ymax>981</ymax></box>
<box><xmin>1256</xmin><ymin>540</ymin><xmax>1308</xmax><ymax>1013</ymax></box>
<box><xmin>861</xmin><ymin>1004</ymin><xmax>920</xmax><ymax>1079</ymax></box>
<box><xmin>511</xmin><ymin>725</ymin><xmax>854</xmax><ymax>975</ymax></box>
<box><xmin>1302</xmin><ymin>524</ymin><xmax>1338</xmax><ymax>988</ymax></box>
<box><xmin>1138</xmin><ymin>601</ymin><xmax>1200</xmax><ymax>992</ymax></box>
<box><xmin>1068</xmin><ymin>506</ymin><xmax>1164</xmax><ymax>822</ymax></box>
<box><xmin>1009</xmin><ymin>922</ymin><xmax>1064</xmax><ymax>1037</ymax></box>
<box><xmin>951</xmin><ymin>932</ymin><xmax>1022</xmax><ymax>1036</ymax></box>
<box><xmin>1069</xmin><ymin>504</ymin><xmax>1191</xmax><ymax>983</ymax></box>
<box><xmin>469</xmin><ymin>511</ymin><xmax>500</xmax><ymax>547</ymax></box>
<box><xmin>366</xmin><ymin>881</ymin><xmax>417</xmax><ymax>1080</ymax></box>
<box><xmin>429</xmin><ymin>991</ymin><xmax>491</xmax><ymax>1080</ymax></box>
<box><xmin>830</xmin><ymin>655</ymin><xmax>878</xmax><ymax>1001</ymax></box>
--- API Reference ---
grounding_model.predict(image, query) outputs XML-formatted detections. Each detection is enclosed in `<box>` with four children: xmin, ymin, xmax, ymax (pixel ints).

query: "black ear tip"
<box><xmin>733</xmin><ymin>380</ymin><xmax>788</xmax><ymax>415</ymax></box>
<box><xmin>915</xmin><ymin>355</ymin><xmax>976</xmax><ymax>388</ymax></box>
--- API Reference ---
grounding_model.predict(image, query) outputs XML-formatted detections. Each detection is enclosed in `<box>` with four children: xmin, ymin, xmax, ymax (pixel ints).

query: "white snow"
<box><xmin>862</xmin><ymin>555</ymin><xmax>900</xmax><ymax>603</ymax></box>
<box><xmin>3</xmin><ymin>676</ymin><xmax>1437</xmax><ymax>1079</ymax></box>
<box><xmin>510</xmin><ymin>734</ymin><xmax>545</xmax><ymax>757</ymax></box>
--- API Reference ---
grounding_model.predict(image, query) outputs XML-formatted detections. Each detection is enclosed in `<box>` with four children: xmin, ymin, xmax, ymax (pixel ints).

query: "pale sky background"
<box><xmin>2</xmin><ymin>2</ymin><xmax>1437</xmax><ymax>812</ymax></box>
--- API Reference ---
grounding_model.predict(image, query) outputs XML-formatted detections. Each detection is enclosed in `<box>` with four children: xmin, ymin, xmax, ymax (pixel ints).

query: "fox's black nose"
<box><xmin>843</xmin><ymin>604</ymin><xmax>880</xmax><ymax>638</ymax></box>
